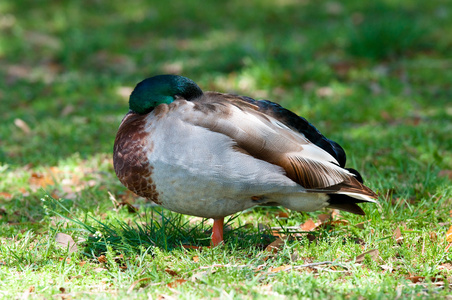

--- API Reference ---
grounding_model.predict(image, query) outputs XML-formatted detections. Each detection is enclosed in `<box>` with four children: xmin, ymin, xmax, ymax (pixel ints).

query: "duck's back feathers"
<box><xmin>240</xmin><ymin>97</ymin><xmax>347</xmax><ymax>167</ymax></box>
<box><xmin>171</xmin><ymin>92</ymin><xmax>376</xmax><ymax>203</ymax></box>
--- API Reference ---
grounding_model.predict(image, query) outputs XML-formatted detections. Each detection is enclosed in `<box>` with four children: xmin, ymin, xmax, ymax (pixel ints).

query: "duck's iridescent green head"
<box><xmin>129</xmin><ymin>75</ymin><xmax>203</xmax><ymax>114</ymax></box>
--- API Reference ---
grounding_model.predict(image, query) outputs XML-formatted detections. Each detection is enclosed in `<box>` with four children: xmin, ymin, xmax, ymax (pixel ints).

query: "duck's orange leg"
<box><xmin>211</xmin><ymin>218</ymin><xmax>224</xmax><ymax>247</ymax></box>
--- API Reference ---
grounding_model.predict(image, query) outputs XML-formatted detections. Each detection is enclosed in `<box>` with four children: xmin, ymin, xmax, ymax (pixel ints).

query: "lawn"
<box><xmin>1</xmin><ymin>0</ymin><xmax>452</xmax><ymax>298</ymax></box>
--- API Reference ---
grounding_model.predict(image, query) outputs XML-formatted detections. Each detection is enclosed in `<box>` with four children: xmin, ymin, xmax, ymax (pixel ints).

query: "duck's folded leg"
<box><xmin>211</xmin><ymin>218</ymin><xmax>224</xmax><ymax>247</ymax></box>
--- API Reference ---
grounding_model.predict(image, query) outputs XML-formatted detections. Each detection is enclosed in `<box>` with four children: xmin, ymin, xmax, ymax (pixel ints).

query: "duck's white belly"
<box><xmin>144</xmin><ymin>116</ymin><xmax>329</xmax><ymax>218</ymax></box>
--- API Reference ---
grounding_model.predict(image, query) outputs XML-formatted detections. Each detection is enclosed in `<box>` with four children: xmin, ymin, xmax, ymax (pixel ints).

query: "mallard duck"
<box><xmin>113</xmin><ymin>75</ymin><xmax>377</xmax><ymax>246</ymax></box>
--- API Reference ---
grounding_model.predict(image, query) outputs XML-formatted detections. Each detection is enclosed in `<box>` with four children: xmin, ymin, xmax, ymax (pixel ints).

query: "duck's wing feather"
<box><xmin>239</xmin><ymin>97</ymin><xmax>347</xmax><ymax>167</ymax></box>
<box><xmin>171</xmin><ymin>92</ymin><xmax>376</xmax><ymax>201</ymax></box>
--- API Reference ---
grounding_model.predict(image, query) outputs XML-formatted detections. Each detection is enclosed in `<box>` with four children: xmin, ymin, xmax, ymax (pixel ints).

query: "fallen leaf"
<box><xmin>55</xmin><ymin>233</ymin><xmax>78</xmax><ymax>253</ymax></box>
<box><xmin>269</xmin><ymin>265</ymin><xmax>290</xmax><ymax>273</ymax></box>
<box><xmin>276</xmin><ymin>211</ymin><xmax>289</xmax><ymax>218</ymax></box>
<box><xmin>380</xmin><ymin>264</ymin><xmax>393</xmax><ymax>272</ymax></box>
<box><xmin>446</xmin><ymin>226</ymin><xmax>452</xmax><ymax>243</ymax></box>
<box><xmin>165</xmin><ymin>269</ymin><xmax>178</xmax><ymax>276</ymax></box>
<box><xmin>264</xmin><ymin>237</ymin><xmax>285</xmax><ymax>253</ymax></box>
<box><xmin>167</xmin><ymin>279</ymin><xmax>187</xmax><ymax>288</ymax></box>
<box><xmin>407</xmin><ymin>275</ymin><xmax>443</xmax><ymax>284</ymax></box>
<box><xmin>290</xmin><ymin>250</ymin><xmax>299</xmax><ymax>261</ymax></box>
<box><xmin>316</xmin><ymin>220</ymin><xmax>348</xmax><ymax>230</ymax></box>
<box><xmin>0</xmin><ymin>192</ymin><xmax>13</xmax><ymax>200</ymax></box>
<box><xmin>58</xmin><ymin>257</ymin><xmax>71</xmax><ymax>263</ymax></box>
<box><xmin>97</xmin><ymin>255</ymin><xmax>107</xmax><ymax>263</ymax></box>
<box><xmin>430</xmin><ymin>232</ymin><xmax>437</xmax><ymax>242</ymax></box>
<box><xmin>300</xmin><ymin>219</ymin><xmax>316</xmax><ymax>231</ymax></box>
<box><xmin>353</xmin><ymin>249</ymin><xmax>379</xmax><ymax>263</ymax></box>
<box><xmin>318</xmin><ymin>214</ymin><xmax>330</xmax><ymax>223</ymax></box>
<box><xmin>393</xmin><ymin>227</ymin><xmax>403</xmax><ymax>244</ymax></box>
<box><xmin>407</xmin><ymin>276</ymin><xmax>425</xmax><ymax>283</ymax></box>
<box><xmin>438</xmin><ymin>263</ymin><xmax>452</xmax><ymax>271</ymax></box>
<box><xmin>30</xmin><ymin>172</ymin><xmax>54</xmax><ymax>188</ymax></box>
<box><xmin>14</xmin><ymin>118</ymin><xmax>31</xmax><ymax>134</ymax></box>
<box><xmin>355</xmin><ymin>220</ymin><xmax>370</xmax><ymax>229</ymax></box>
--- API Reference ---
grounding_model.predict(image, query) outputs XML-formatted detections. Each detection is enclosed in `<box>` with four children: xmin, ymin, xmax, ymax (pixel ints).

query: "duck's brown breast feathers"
<box><xmin>113</xmin><ymin>112</ymin><xmax>160</xmax><ymax>204</ymax></box>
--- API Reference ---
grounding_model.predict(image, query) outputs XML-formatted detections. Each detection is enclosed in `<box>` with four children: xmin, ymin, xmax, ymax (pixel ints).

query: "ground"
<box><xmin>1</xmin><ymin>0</ymin><xmax>452</xmax><ymax>299</ymax></box>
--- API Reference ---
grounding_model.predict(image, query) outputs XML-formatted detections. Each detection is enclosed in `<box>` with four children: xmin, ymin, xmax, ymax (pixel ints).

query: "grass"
<box><xmin>1</xmin><ymin>0</ymin><xmax>452</xmax><ymax>298</ymax></box>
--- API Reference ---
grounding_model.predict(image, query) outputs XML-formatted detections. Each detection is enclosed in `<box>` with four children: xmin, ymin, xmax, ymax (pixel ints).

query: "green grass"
<box><xmin>1</xmin><ymin>0</ymin><xmax>452</xmax><ymax>298</ymax></box>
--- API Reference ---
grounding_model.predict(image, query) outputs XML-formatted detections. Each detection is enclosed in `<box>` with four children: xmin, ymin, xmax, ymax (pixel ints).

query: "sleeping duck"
<box><xmin>113</xmin><ymin>75</ymin><xmax>377</xmax><ymax>246</ymax></box>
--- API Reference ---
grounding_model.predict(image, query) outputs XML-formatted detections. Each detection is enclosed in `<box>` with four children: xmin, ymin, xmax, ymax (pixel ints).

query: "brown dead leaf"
<box><xmin>30</xmin><ymin>172</ymin><xmax>54</xmax><ymax>188</ymax></box>
<box><xmin>353</xmin><ymin>249</ymin><xmax>379</xmax><ymax>263</ymax></box>
<box><xmin>97</xmin><ymin>255</ymin><xmax>107</xmax><ymax>263</ymax></box>
<box><xmin>318</xmin><ymin>214</ymin><xmax>331</xmax><ymax>223</ymax></box>
<box><xmin>14</xmin><ymin>118</ymin><xmax>31</xmax><ymax>134</ymax></box>
<box><xmin>165</xmin><ymin>269</ymin><xmax>179</xmax><ymax>277</ymax></box>
<box><xmin>300</xmin><ymin>219</ymin><xmax>317</xmax><ymax>231</ymax></box>
<box><xmin>58</xmin><ymin>257</ymin><xmax>71</xmax><ymax>263</ymax></box>
<box><xmin>355</xmin><ymin>220</ymin><xmax>370</xmax><ymax>229</ymax></box>
<box><xmin>167</xmin><ymin>279</ymin><xmax>187</xmax><ymax>288</ymax></box>
<box><xmin>264</xmin><ymin>237</ymin><xmax>285</xmax><ymax>253</ymax></box>
<box><xmin>438</xmin><ymin>263</ymin><xmax>452</xmax><ymax>271</ymax></box>
<box><xmin>446</xmin><ymin>226</ymin><xmax>452</xmax><ymax>243</ymax></box>
<box><xmin>407</xmin><ymin>275</ymin><xmax>443</xmax><ymax>284</ymax></box>
<box><xmin>0</xmin><ymin>192</ymin><xmax>13</xmax><ymax>200</ymax></box>
<box><xmin>407</xmin><ymin>276</ymin><xmax>425</xmax><ymax>283</ymax></box>
<box><xmin>269</xmin><ymin>265</ymin><xmax>290</xmax><ymax>273</ymax></box>
<box><xmin>276</xmin><ymin>211</ymin><xmax>289</xmax><ymax>218</ymax></box>
<box><xmin>55</xmin><ymin>233</ymin><xmax>78</xmax><ymax>253</ymax></box>
<box><xmin>316</xmin><ymin>220</ymin><xmax>349</xmax><ymax>230</ymax></box>
<box><xmin>430</xmin><ymin>232</ymin><xmax>437</xmax><ymax>242</ymax></box>
<box><xmin>393</xmin><ymin>227</ymin><xmax>403</xmax><ymax>244</ymax></box>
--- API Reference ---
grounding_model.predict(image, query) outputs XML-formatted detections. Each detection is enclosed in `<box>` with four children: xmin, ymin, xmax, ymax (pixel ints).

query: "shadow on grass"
<box><xmin>43</xmin><ymin>195</ymin><xmax>276</xmax><ymax>257</ymax></box>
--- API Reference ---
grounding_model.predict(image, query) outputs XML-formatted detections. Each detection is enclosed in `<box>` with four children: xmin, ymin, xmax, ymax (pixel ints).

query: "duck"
<box><xmin>113</xmin><ymin>75</ymin><xmax>377</xmax><ymax>246</ymax></box>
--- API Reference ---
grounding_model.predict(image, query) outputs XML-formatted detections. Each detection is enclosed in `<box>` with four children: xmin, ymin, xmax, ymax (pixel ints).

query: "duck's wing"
<box><xmin>239</xmin><ymin>97</ymin><xmax>346</xmax><ymax>167</ymax></box>
<box><xmin>176</xmin><ymin>92</ymin><xmax>377</xmax><ymax>204</ymax></box>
